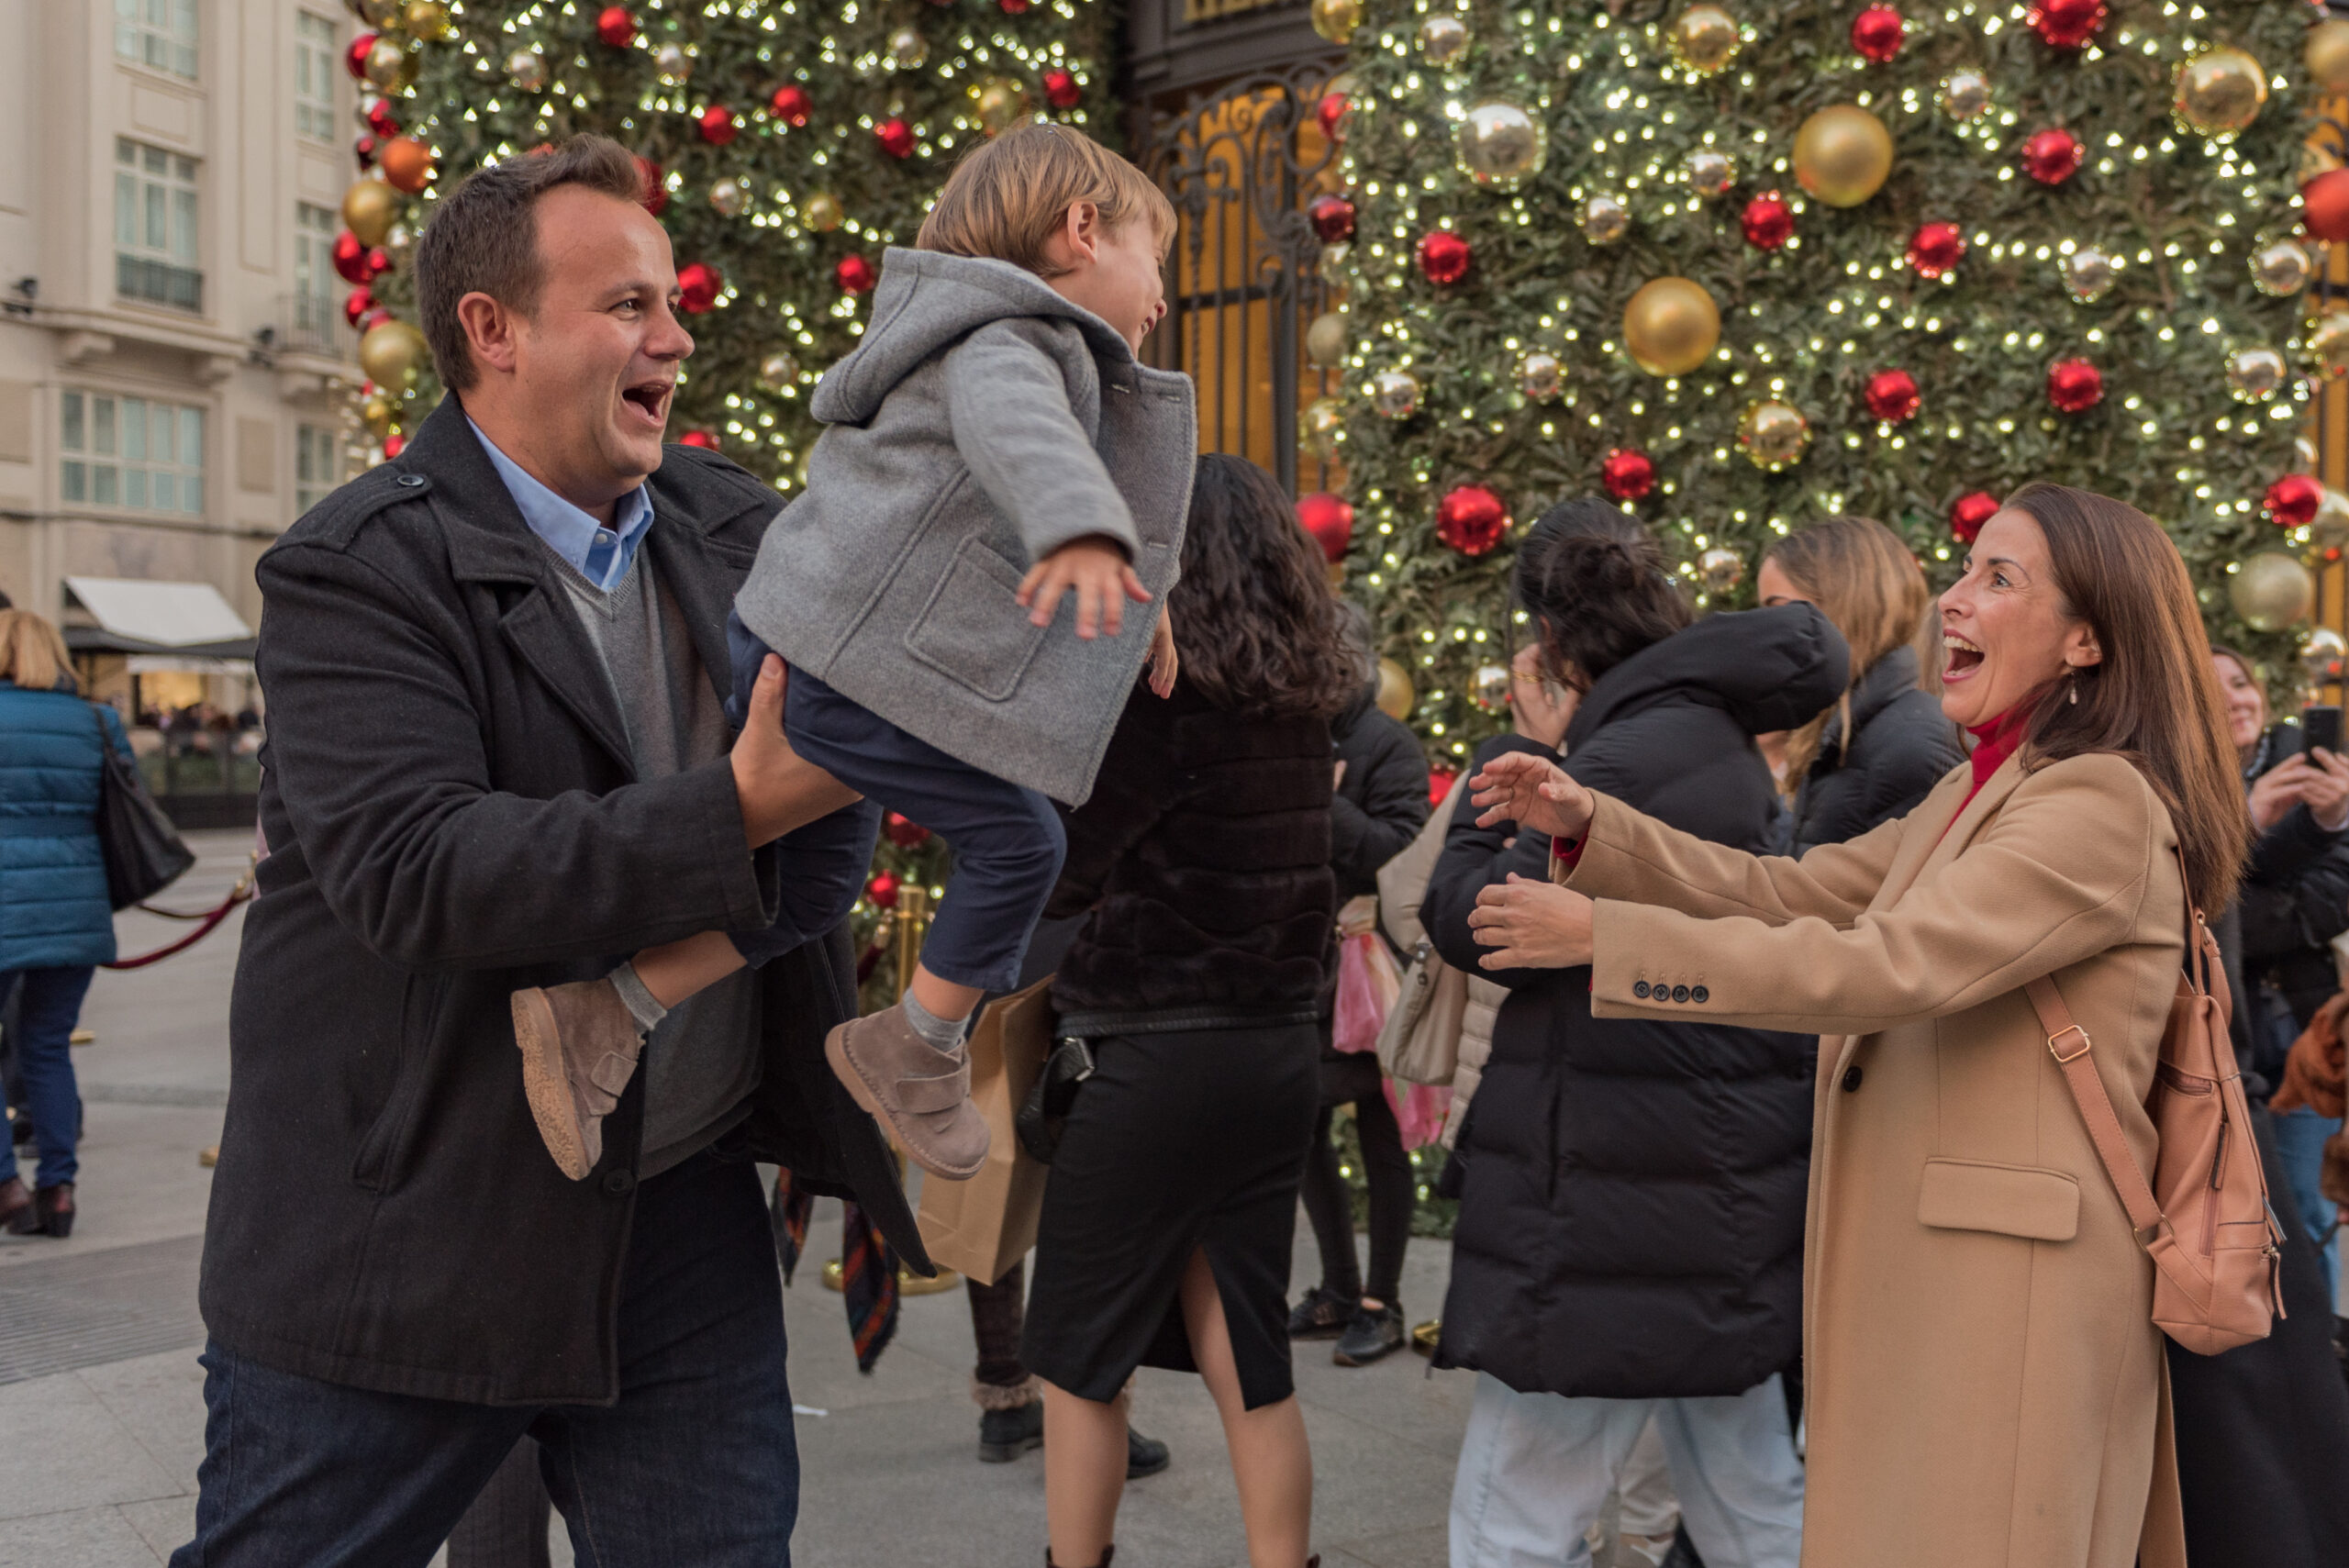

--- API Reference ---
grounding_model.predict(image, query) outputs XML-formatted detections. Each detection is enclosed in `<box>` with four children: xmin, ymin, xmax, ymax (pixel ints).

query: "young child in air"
<box><xmin>510</xmin><ymin>121</ymin><xmax>1195</xmax><ymax>1183</ymax></box>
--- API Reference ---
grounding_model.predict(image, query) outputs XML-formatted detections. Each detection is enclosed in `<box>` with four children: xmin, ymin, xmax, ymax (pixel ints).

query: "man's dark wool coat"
<box><xmin>204</xmin><ymin>397</ymin><xmax>925</xmax><ymax>1406</ymax></box>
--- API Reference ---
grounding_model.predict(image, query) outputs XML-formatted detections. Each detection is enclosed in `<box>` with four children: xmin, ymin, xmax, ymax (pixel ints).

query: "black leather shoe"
<box><xmin>1333</xmin><ymin>1302</ymin><xmax>1404</xmax><ymax>1367</ymax></box>
<box><xmin>33</xmin><ymin>1183</ymin><xmax>72</xmax><ymax>1240</ymax></box>
<box><xmin>978</xmin><ymin>1401</ymin><xmax>1044</xmax><ymax>1462</ymax></box>
<box><xmin>1286</xmin><ymin>1284</ymin><xmax>1353</xmax><ymax>1340</ymax></box>
<box><xmin>1125</xmin><ymin>1425</ymin><xmax>1169</xmax><ymax>1480</ymax></box>
<box><xmin>0</xmin><ymin>1176</ymin><xmax>33</xmax><ymax>1235</ymax></box>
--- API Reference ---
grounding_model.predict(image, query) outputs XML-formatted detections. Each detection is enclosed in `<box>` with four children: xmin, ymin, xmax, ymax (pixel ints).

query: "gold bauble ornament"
<box><xmin>708</xmin><ymin>177</ymin><xmax>747</xmax><ymax>218</ymax></box>
<box><xmin>1472</xmin><ymin>663</ymin><xmax>1513</xmax><ymax>714</ymax></box>
<box><xmin>361</xmin><ymin>394</ymin><xmax>395</xmax><ymax>440</ymax></box>
<box><xmin>887</xmin><ymin>28</ymin><xmax>929</xmax><ymax>68</ymax></box>
<box><xmin>401</xmin><ymin>0</ymin><xmax>449</xmax><ymax>40</ymax></box>
<box><xmin>1375</xmin><ymin>657</ymin><xmax>1415</xmax><ymax>722</ymax></box>
<box><xmin>1369</xmin><ymin>369</ymin><xmax>1421</xmax><ymax>420</ymax></box>
<box><xmin>653</xmin><ymin>42</ymin><xmax>692</xmax><ymax>83</ymax></box>
<box><xmin>1622</xmin><ymin>277</ymin><xmax>1720</xmax><ymax>378</ymax></box>
<box><xmin>1518</xmin><ymin>350</ymin><xmax>1564</xmax><ymax>402</ymax></box>
<box><xmin>2231</xmin><ymin>551</ymin><xmax>2316</xmax><ymax>632</ymax></box>
<box><xmin>362</xmin><ymin>35</ymin><xmax>417</xmax><ymax>93</ymax></box>
<box><xmin>506</xmin><ymin>47</ymin><xmax>549</xmax><ymax>91</ymax></box>
<box><xmin>1686</xmin><ymin>150</ymin><xmax>1734</xmax><ymax>198</ymax></box>
<box><xmin>971</xmin><ymin>76</ymin><xmax>1029</xmax><ymax>138</ymax></box>
<box><xmin>1668</xmin><ymin>4</ymin><xmax>1742</xmax><ymax>76</ymax></box>
<box><xmin>1580</xmin><ymin>195</ymin><xmax>1631</xmax><ymax>245</ymax></box>
<box><xmin>1419</xmin><ymin>15</ymin><xmax>1469</xmax><ymax>63</ymax></box>
<box><xmin>2309</xmin><ymin>311</ymin><xmax>2349</xmax><ymax>379</ymax></box>
<box><xmin>2173</xmin><ymin>46</ymin><xmax>2266</xmax><ymax>139</ymax></box>
<box><xmin>1454</xmin><ymin>101</ymin><xmax>1547</xmax><ymax>191</ymax></box>
<box><xmin>1309</xmin><ymin>0</ymin><xmax>1364</xmax><ymax>46</ymax></box>
<box><xmin>2309</xmin><ymin>18</ymin><xmax>2349</xmax><ymax>95</ymax></box>
<box><xmin>2060</xmin><ymin>247</ymin><xmax>2116</xmax><ymax>303</ymax></box>
<box><xmin>1306</xmin><ymin>310</ymin><xmax>1348</xmax><ymax>369</ymax></box>
<box><xmin>2227</xmin><ymin>346</ymin><xmax>2288</xmax><ymax>402</ymax></box>
<box><xmin>1735</xmin><ymin>400</ymin><xmax>1810</xmax><ymax>471</ymax></box>
<box><xmin>1940</xmin><ymin>68</ymin><xmax>1991</xmax><ymax>121</ymax></box>
<box><xmin>358</xmin><ymin>318</ymin><xmax>430</xmax><ymax>388</ymax></box>
<box><xmin>340</xmin><ymin>177</ymin><xmax>402</xmax><ymax>247</ymax></box>
<box><xmin>1698</xmin><ymin>547</ymin><xmax>1747</xmax><ymax>595</ymax></box>
<box><xmin>2251</xmin><ymin>237</ymin><xmax>2315</xmax><ymax>298</ymax></box>
<box><xmin>2301</xmin><ymin>626</ymin><xmax>2347</xmax><ymax>685</ymax></box>
<box><xmin>1793</xmin><ymin>106</ymin><xmax>1894</xmax><ymax>208</ymax></box>
<box><xmin>1303</xmin><ymin>396</ymin><xmax>1345</xmax><ymax>462</ymax></box>
<box><xmin>759</xmin><ymin>350</ymin><xmax>800</xmax><ymax>390</ymax></box>
<box><xmin>801</xmin><ymin>192</ymin><xmax>846</xmax><ymax>232</ymax></box>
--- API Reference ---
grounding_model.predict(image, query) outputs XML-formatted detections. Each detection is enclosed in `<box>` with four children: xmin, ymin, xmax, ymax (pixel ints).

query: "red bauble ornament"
<box><xmin>2303</xmin><ymin>169</ymin><xmax>2349</xmax><ymax>244</ymax></box>
<box><xmin>1741</xmin><ymin>193</ymin><xmax>1794</xmax><ymax>251</ymax></box>
<box><xmin>1318</xmin><ymin>91</ymin><xmax>1349</xmax><ymax>140</ymax></box>
<box><xmin>346</xmin><ymin>32</ymin><xmax>377</xmax><ymax>80</ymax></box>
<box><xmin>1864</xmin><ymin>369</ymin><xmax>1920</xmax><ymax>423</ymax></box>
<box><xmin>332</xmin><ymin>230</ymin><xmax>372</xmax><ymax>284</ymax></box>
<box><xmin>2028</xmin><ymin>0</ymin><xmax>2104</xmax><ymax>50</ymax></box>
<box><xmin>1602</xmin><ymin>449</ymin><xmax>1656</xmax><ymax>502</ymax></box>
<box><xmin>635</xmin><ymin>155</ymin><xmax>668</xmax><ymax>217</ymax></box>
<box><xmin>365</xmin><ymin>99</ymin><xmax>401</xmax><ymax>139</ymax></box>
<box><xmin>1307</xmin><ymin>193</ymin><xmax>1356</xmax><ymax>244</ymax></box>
<box><xmin>1296</xmin><ymin>492</ymin><xmax>1355</xmax><ymax>562</ymax></box>
<box><xmin>354</xmin><ymin>134</ymin><xmax>380</xmax><ymax>169</ymax></box>
<box><xmin>697</xmin><ymin>105</ymin><xmax>738</xmax><ymax>145</ymax></box>
<box><xmin>885</xmin><ymin>812</ymin><xmax>931</xmax><ymax>849</ymax></box>
<box><xmin>383</xmin><ymin>433</ymin><xmax>406</xmax><ymax>459</ymax></box>
<box><xmin>1427</xmin><ymin>766</ymin><xmax>1458</xmax><ymax>807</ymax></box>
<box><xmin>771</xmin><ymin>83</ymin><xmax>812</xmax><ymax>126</ymax></box>
<box><xmin>1906</xmin><ymin>221</ymin><xmax>1965</xmax><ymax>279</ymax></box>
<box><xmin>1000</xmin><ymin>0</ymin><xmax>1030</xmax><ymax>12</ymax></box>
<box><xmin>595</xmin><ymin>6</ymin><xmax>635</xmax><ymax>48</ymax></box>
<box><xmin>866</xmin><ymin>871</ymin><xmax>901</xmax><ymax>908</ymax></box>
<box><xmin>364</xmin><ymin>247</ymin><xmax>392</xmax><ymax>279</ymax></box>
<box><xmin>1950</xmin><ymin>491</ymin><xmax>1998</xmax><ymax>542</ymax></box>
<box><xmin>1436</xmin><ymin>485</ymin><xmax>1509</xmax><ymax>556</ymax></box>
<box><xmin>677</xmin><ymin>261</ymin><xmax>722</xmax><ymax>314</ymax></box>
<box><xmin>836</xmin><ymin>253</ymin><xmax>877</xmax><ymax>295</ymax></box>
<box><xmin>2046</xmin><ymin>358</ymin><xmax>2102</xmax><ymax>413</ymax></box>
<box><xmin>2266</xmin><ymin>473</ymin><xmax>2325</xmax><ymax>527</ymax></box>
<box><xmin>343</xmin><ymin>286</ymin><xmax>375</xmax><ymax>328</ymax></box>
<box><xmin>2021</xmin><ymin>128</ymin><xmax>2082</xmax><ymax>186</ymax></box>
<box><xmin>1043</xmin><ymin>69</ymin><xmax>1081</xmax><ymax>109</ymax></box>
<box><xmin>875</xmin><ymin>117</ymin><xmax>916</xmax><ymax>159</ymax></box>
<box><xmin>1851</xmin><ymin>6</ymin><xmax>1905</xmax><ymax>62</ymax></box>
<box><xmin>679</xmin><ymin>430</ymin><xmax>719</xmax><ymax>450</ymax></box>
<box><xmin>1418</xmin><ymin>229</ymin><xmax>1472</xmax><ymax>286</ymax></box>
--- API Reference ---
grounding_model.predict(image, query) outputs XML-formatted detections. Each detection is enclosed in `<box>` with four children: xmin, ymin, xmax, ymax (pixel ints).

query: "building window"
<box><xmin>295</xmin><ymin>13</ymin><xmax>338</xmax><ymax>141</ymax></box>
<box><xmin>61</xmin><ymin>392</ymin><xmax>206</xmax><ymax>517</ymax></box>
<box><xmin>295</xmin><ymin>424</ymin><xmax>341</xmax><ymax>515</ymax></box>
<box><xmin>116</xmin><ymin>139</ymin><xmax>202</xmax><ymax>312</ymax></box>
<box><xmin>115</xmin><ymin>0</ymin><xmax>197</xmax><ymax>79</ymax></box>
<box><xmin>292</xmin><ymin>202</ymin><xmax>339</xmax><ymax>342</ymax></box>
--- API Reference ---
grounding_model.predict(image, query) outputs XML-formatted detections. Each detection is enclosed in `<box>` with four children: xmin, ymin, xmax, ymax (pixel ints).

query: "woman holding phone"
<box><xmin>1459</xmin><ymin>484</ymin><xmax>2245</xmax><ymax>1568</ymax></box>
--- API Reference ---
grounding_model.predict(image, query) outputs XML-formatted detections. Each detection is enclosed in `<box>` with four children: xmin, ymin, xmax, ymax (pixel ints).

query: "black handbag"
<box><xmin>1014</xmin><ymin>1036</ymin><xmax>1095</xmax><ymax>1165</ymax></box>
<box><xmin>90</xmin><ymin>706</ymin><xmax>194</xmax><ymax>910</ymax></box>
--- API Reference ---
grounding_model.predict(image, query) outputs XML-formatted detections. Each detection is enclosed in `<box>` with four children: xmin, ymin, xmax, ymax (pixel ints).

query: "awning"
<box><xmin>61</xmin><ymin>577</ymin><xmax>256</xmax><ymax>659</ymax></box>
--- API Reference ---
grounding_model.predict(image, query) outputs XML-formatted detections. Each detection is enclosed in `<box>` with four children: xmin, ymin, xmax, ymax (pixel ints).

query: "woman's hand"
<box><xmin>2299</xmin><ymin>748</ymin><xmax>2349</xmax><ymax>831</ymax></box>
<box><xmin>1470</xmin><ymin>751</ymin><xmax>1595</xmax><ymax>842</ymax></box>
<box><xmin>2248</xmin><ymin>755</ymin><xmax>2309</xmax><ymax>831</ymax></box>
<box><xmin>1467</xmin><ymin>874</ymin><xmax>1595</xmax><ymax>970</ymax></box>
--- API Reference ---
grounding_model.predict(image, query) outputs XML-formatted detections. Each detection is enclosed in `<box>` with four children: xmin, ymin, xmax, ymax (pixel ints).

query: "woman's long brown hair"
<box><xmin>1764</xmin><ymin>515</ymin><xmax>1932</xmax><ymax>795</ymax></box>
<box><xmin>1169</xmin><ymin>454</ymin><xmax>1359</xmax><ymax>721</ymax></box>
<box><xmin>2003</xmin><ymin>482</ymin><xmax>2248</xmax><ymax>913</ymax></box>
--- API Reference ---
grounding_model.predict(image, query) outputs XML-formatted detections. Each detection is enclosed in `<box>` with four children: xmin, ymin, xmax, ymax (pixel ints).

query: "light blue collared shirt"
<box><xmin>468</xmin><ymin>418</ymin><xmax>655</xmax><ymax>591</ymax></box>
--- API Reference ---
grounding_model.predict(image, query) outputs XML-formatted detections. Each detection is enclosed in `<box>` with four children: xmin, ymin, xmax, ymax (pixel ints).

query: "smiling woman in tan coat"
<box><xmin>1460</xmin><ymin>484</ymin><xmax>2249</xmax><ymax>1568</ymax></box>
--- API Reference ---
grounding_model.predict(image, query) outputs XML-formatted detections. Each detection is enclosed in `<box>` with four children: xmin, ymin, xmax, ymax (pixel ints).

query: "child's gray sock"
<box><xmin>902</xmin><ymin>990</ymin><xmax>971</xmax><ymax>1052</ymax></box>
<box><xmin>609</xmin><ymin>962</ymin><xmax>669</xmax><ymax>1035</ymax></box>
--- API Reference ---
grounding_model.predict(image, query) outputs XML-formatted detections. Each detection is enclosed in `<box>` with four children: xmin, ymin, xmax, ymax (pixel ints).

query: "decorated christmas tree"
<box><xmin>1316</xmin><ymin>0</ymin><xmax>2348</xmax><ymax>763</ymax></box>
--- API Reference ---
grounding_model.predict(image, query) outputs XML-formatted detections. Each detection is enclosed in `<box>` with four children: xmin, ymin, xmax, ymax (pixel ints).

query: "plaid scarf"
<box><xmin>770</xmin><ymin>1167</ymin><xmax>900</xmax><ymax>1374</ymax></box>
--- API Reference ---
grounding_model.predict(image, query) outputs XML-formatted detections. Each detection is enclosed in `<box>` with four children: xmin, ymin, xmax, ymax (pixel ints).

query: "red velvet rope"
<box><xmin>101</xmin><ymin>882</ymin><xmax>254</xmax><ymax>971</ymax></box>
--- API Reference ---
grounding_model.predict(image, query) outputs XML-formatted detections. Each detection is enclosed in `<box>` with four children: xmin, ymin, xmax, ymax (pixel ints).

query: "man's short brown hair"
<box><xmin>915</xmin><ymin>121</ymin><xmax>1174</xmax><ymax>278</ymax></box>
<box><xmin>414</xmin><ymin>135</ymin><xmax>645</xmax><ymax>392</ymax></box>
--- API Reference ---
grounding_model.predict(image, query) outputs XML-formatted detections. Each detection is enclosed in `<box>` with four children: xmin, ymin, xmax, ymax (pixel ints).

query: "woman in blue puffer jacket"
<box><xmin>0</xmin><ymin>607</ymin><xmax>132</xmax><ymax>1238</ymax></box>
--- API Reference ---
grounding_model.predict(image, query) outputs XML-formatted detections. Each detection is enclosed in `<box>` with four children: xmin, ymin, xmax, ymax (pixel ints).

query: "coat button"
<box><xmin>395</xmin><ymin>474</ymin><xmax>425</xmax><ymax>487</ymax></box>
<box><xmin>1842</xmin><ymin>1065</ymin><xmax>1864</xmax><ymax>1093</ymax></box>
<box><xmin>1691</xmin><ymin>986</ymin><xmax>1709</xmax><ymax>1004</ymax></box>
<box><xmin>1670</xmin><ymin>984</ymin><xmax>1690</xmax><ymax>1003</ymax></box>
<box><xmin>1633</xmin><ymin>981</ymin><xmax>1651</xmax><ymax>998</ymax></box>
<box><xmin>602</xmin><ymin>1168</ymin><xmax>636</xmax><ymax>1195</ymax></box>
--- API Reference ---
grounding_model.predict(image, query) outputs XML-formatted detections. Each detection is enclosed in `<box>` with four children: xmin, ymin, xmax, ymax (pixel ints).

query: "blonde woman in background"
<box><xmin>1758</xmin><ymin>517</ymin><xmax>1965</xmax><ymax>857</ymax></box>
<box><xmin>0</xmin><ymin>608</ymin><xmax>135</xmax><ymax>1239</ymax></box>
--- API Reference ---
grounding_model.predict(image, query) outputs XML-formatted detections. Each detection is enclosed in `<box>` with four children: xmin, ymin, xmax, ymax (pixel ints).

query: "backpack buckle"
<box><xmin>2047</xmin><ymin>1025</ymin><xmax>2091</xmax><ymax>1063</ymax></box>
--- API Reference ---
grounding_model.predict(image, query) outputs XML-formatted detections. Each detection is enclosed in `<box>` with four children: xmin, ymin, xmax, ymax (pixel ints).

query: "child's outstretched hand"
<box><xmin>1019</xmin><ymin>536</ymin><xmax>1149</xmax><ymax>639</ymax></box>
<box><xmin>1146</xmin><ymin>609</ymin><xmax>1179</xmax><ymax>698</ymax></box>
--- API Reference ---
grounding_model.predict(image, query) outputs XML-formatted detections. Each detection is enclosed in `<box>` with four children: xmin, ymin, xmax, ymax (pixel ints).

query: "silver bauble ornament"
<box><xmin>1419</xmin><ymin>15</ymin><xmax>1469</xmax><ymax>63</ymax></box>
<box><xmin>708</xmin><ymin>177</ymin><xmax>747</xmax><ymax>217</ymax></box>
<box><xmin>888</xmin><ymin>27</ymin><xmax>929</xmax><ymax>68</ymax></box>
<box><xmin>1685</xmin><ymin>150</ymin><xmax>1734</xmax><ymax>198</ymax></box>
<box><xmin>507</xmin><ymin>47</ymin><xmax>549</xmax><ymax>91</ymax></box>
<box><xmin>1940</xmin><ymin>69</ymin><xmax>1991</xmax><ymax>121</ymax></box>
<box><xmin>1518</xmin><ymin>350</ymin><xmax>1564</xmax><ymax>402</ymax></box>
<box><xmin>2300</xmin><ymin>627</ymin><xmax>2347</xmax><ymax>685</ymax></box>
<box><xmin>653</xmin><ymin>42</ymin><xmax>692</xmax><ymax>83</ymax></box>
<box><xmin>1303</xmin><ymin>396</ymin><xmax>1345</xmax><ymax>461</ymax></box>
<box><xmin>1369</xmin><ymin>369</ymin><xmax>1421</xmax><ymax>420</ymax></box>
<box><xmin>2226</xmin><ymin>346</ymin><xmax>2288</xmax><ymax>403</ymax></box>
<box><xmin>2060</xmin><ymin>247</ymin><xmax>2116</xmax><ymax>303</ymax></box>
<box><xmin>1698</xmin><ymin>547</ymin><xmax>1747</xmax><ymax>595</ymax></box>
<box><xmin>1454</xmin><ymin>101</ymin><xmax>1548</xmax><ymax>191</ymax></box>
<box><xmin>2251</xmin><ymin>237</ymin><xmax>2315</xmax><ymax>298</ymax></box>
<box><xmin>2313</xmin><ymin>489</ymin><xmax>2349</xmax><ymax>554</ymax></box>
<box><xmin>759</xmin><ymin>350</ymin><xmax>800</xmax><ymax>390</ymax></box>
<box><xmin>1472</xmin><ymin>663</ymin><xmax>1513</xmax><ymax>714</ymax></box>
<box><xmin>1580</xmin><ymin>195</ymin><xmax>1631</xmax><ymax>245</ymax></box>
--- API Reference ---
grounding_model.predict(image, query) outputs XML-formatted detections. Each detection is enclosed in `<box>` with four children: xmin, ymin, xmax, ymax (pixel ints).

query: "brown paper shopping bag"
<box><xmin>915</xmin><ymin>975</ymin><xmax>1053</xmax><ymax>1284</ymax></box>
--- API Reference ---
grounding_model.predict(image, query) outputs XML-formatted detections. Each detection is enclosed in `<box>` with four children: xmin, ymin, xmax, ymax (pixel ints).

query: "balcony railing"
<box><xmin>278</xmin><ymin>292</ymin><xmax>347</xmax><ymax>361</ymax></box>
<box><xmin>117</xmin><ymin>254</ymin><xmax>203</xmax><ymax>313</ymax></box>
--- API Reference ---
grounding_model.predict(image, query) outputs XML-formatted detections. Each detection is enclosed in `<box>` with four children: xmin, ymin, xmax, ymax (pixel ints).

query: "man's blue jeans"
<box><xmin>0</xmin><ymin>966</ymin><xmax>93</xmax><ymax>1189</ymax></box>
<box><xmin>167</xmin><ymin>1150</ymin><xmax>798</xmax><ymax>1568</ymax></box>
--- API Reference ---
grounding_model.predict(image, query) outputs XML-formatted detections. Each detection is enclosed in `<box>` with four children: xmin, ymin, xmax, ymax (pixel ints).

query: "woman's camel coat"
<box><xmin>1562</xmin><ymin>748</ymin><xmax>2188</xmax><ymax>1568</ymax></box>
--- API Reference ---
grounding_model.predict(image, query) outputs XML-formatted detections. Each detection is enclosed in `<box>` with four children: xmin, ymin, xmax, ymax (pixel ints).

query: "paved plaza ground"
<box><xmin>0</xmin><ymin>831</ymin><xmax>1473</xmax><ymax>1568</ymax></box>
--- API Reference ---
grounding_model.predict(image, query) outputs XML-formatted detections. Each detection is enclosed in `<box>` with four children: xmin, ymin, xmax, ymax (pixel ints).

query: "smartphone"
<box><xmin>2302</xmin><ymin>704</ymin><xmax>2343</xmax><ymax>756</ymax></box>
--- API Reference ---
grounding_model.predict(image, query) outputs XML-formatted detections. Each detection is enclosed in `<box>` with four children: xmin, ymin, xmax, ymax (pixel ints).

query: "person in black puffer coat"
<box><xmin>1426</xmin><ymin>501</ymin><xmax>1843</xmax><ymax>1568</ymax></box>
<box><xmin>1757</xmin><ymin>516</ymin><xmax>1964</xmax><ymax>857</ymax></box>
<box><xmin>1291</xmin><ymin>608</ymin><xmax>1431</xmax><ymax>1368</ymax></box>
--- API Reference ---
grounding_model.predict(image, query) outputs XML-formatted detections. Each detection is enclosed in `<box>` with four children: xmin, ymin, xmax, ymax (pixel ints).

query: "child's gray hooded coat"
<box><xmin>732</xmin><ymin>249</ymin><xmax>1197</xmax><ymax>806</ymax></box>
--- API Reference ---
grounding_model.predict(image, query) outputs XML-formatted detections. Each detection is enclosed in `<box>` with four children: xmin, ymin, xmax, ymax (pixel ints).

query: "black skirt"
<box><xmin>1021</xmin><ymin>1021</ymin><xmax>1319</xmax><ymax>1410</ymax></box>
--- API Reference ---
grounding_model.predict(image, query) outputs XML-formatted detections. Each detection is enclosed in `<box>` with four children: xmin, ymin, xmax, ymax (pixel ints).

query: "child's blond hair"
<box><xmin>917</xmin><ymin>120</ymin><xmax>1174</xmax><ymax>279</ymax></box>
